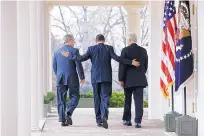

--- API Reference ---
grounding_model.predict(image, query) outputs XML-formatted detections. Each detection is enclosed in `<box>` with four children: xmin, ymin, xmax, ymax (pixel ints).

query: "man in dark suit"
<box><xmin>53</xmin><ymin>34</ymin><xmax>85</xmax><ymax>126</ymax></box>
<box><xmin>119</xmin><ymin>33</ymin><xmax>148</xmax><ymax>128</ymax></box>
<box><xmin>61</xmin><ymin>34</ymin><xmax>139</xmax><ymax>129</ymax></box>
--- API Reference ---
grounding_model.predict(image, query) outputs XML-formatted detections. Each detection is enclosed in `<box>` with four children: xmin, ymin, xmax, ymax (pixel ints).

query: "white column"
<box><xmin>0</xmin><ymin>2</ymin><xmax>18</xmax><ymax>136</ymax></box>
<box><xmin>148</xmin><ymin>1</ymin><xmax>168</xmax><ymax>120</ymax></box>
<box><xmin>197</xmin><ymin>1</ymin><xmax>204</xmax><ymax>136</ymax></box>
<box><xmin>37</xmin><ymin>1</ymin><xmax>44</xmax><ymax>119</ymax></box>
<box><xmin>0</xmin><ymin>3</ymin><xmax>2</xmax><ymax>134</ymax></box>
<box><xmin>42</xmin><ymin>2</ymin><xmax>47</xmax><ymax>95</ymax></box>
<box><xmin>46</xmin><ymin>6</ymin><xmax>53</xmax><ymax>92</ymax></box>
<box><xmin>30</xmin><ymin>1</ymin><xmax>39</xmax><ymax>130</ymax></box>
<box><xmin>126</xmin><ymin>6</ymin><xmax>141</xmax><ymax>45</ymax></box>
<box><xmin>17</xmin><ymin>1</ymin><xmax>31</xmax><ymax>136</ymax></box>
<box><xmin>48</xmin><ymin>6</ymin><xmax>53</xmax><ymax>92</ymax></box>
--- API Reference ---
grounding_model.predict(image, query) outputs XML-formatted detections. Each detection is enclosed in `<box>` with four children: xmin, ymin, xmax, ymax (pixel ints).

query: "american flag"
<box><xmin>160</xmin><ymin>0</ymin><xmax>177</xmax><ymax>99</ymax></box>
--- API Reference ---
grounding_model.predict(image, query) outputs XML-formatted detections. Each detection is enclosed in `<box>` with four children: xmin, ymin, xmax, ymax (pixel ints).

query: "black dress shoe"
<box><xmin>66</xmin><ymin>115</ymin><xmax>73</xmax><ymax>125</ymax></box>
<box><xmin>101</xmin><ymin>117</ymin><xmax>108</xmax><ymax>129</ymax></box>
<box><xmin>135</xmin><ymin>123</ymin><xmax>142</xmax><ymax>128</ymax></box>
<box><xmin>97</xmin><ymin>123</ymin><xmax>103</xmax><ymax>127</ymax></box>
<box><xmin>61</xmin><ymin>121</ymin><xmax>68</xmax><ymax>127</ymax></box>
<box><xmin>123</xmin><ymin>120</ymin><xmax>132</xmax><ymax>126</ymax></box>
<box><xmin>122</xmin><ymin>120</ymin><xmax>125</xmax><ymax>125</ymax></box>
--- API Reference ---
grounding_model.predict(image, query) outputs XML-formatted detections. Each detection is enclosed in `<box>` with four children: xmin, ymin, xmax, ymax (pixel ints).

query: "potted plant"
<box><xmin>44</xmin><ymin>95</ymin><xmax>50</xmax><ymax>117</ymax></box>
<box><xmin>46</xmin><ymin>92</ymin><xmax>56</xmax><ymax>113</ymax></box>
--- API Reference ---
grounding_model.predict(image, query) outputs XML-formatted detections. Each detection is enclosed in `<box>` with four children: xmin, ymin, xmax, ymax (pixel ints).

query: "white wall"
<box><xmin>0</xmin><ymin>2</ymin><xmax>2</xmax><ymax>134</ymax></box>
<box><xmin>148</xmin><ymin>1</ymin><xmax>169</xmax><ymax>120</ymax></box>
<box><xmin>197</xmin><ymin>1</ymin><xmax>204</xmax><ymax>136</ymax></box>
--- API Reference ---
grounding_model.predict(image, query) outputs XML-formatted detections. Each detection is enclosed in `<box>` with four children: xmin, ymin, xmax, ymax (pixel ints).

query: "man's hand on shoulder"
<box><xmin>132</xmin><ymin>59</ymin><xmax>140</xmax><ymax>67</ymax></box>
<box><xmin>61</xmin><ymin>50</ymin><xmax>70</xmax><ymax>57</ymax></box>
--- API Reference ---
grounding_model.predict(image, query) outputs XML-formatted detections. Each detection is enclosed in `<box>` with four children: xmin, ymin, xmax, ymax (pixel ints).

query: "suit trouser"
<box><xmin>57</xmin><ymin>84</ymin><xmax>79</xmax><ymax>122</ymax></box>
<box><xmin>92</xmin><ymin>82</ymin><xmax>112</xmax><ymax>123</ymax></box>
<box><xmin>122</xmin><ymin>87</ymin><xmax>144</xmax><ymax>123</ymax></box>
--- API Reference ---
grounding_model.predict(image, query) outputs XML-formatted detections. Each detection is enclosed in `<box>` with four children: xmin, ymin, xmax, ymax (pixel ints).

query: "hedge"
<box><xmin>110</xmin><ymin>92</ymin><xmax>124</xmax><ymax>107</ymax></box>
<box><xmin>80</xmin><ymin>91</ymin><xmax>93</xmax><ymax>98</ymax></box>
<box><xmin>65</xmin><ymin>91</ymin><xmax>148</xmax><ymax>108</ymax></box>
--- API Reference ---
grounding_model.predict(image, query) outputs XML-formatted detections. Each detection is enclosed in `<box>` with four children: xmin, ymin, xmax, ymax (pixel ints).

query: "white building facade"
<box><xmin>0</xmin><ymin>1</ymin><xmax>204</xmax><ymax>136</ymax></box>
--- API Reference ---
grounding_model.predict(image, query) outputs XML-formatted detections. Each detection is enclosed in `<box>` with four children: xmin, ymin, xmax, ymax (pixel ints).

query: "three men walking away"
<box><xmin>61</xmin><ymin>34</ymin><xmax>140</xmax><ymax>129</ymax></box>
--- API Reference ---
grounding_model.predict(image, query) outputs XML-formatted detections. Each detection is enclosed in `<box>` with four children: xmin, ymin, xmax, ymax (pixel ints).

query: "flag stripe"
<box><xmin>167</xmin><ymin>20</ymin><xmax>175</xmax><ymax>44</ymax></box>
<box><xmin>166</xmin><ymin>39</ymin><xmax>175</xmax><ymax>68</ymax></box>
<box><xmin>161</xmin><ymin>60</ymin><xmax>173</xmax><ymax>83</ymax></box>
<box><xmin>160</xmin><ymin>67</ymin><xmax>168</xmax><ymax>85</ymax></box>
<box><xmin>161</xmin><ymin>49</ymin><xmax>174</xmax><ymax>80</ymax></box>
<box><xmin>160</xmin><ymin>79</ymin><xmax>169</xmax><ymax>97</ymax></box>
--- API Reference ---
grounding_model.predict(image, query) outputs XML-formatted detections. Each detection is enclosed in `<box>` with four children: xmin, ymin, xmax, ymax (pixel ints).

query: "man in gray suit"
<box><xmin>53</xmin><ymin>34</ymin><xmax>85</xmax><ymax>126</ymax></box>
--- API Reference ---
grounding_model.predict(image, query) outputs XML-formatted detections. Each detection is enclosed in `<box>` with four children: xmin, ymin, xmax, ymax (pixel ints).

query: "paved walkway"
<box><xmin>32</xmin><ymin>108</ymin><xmax>166</xmax><ymax>136</ymax></box>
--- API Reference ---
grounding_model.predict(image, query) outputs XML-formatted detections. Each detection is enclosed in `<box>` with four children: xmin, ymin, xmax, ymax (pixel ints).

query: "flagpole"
<box><xmin>184</xmin><ymin>86</ymin><xmax>187</xmax><ymax>115</ymax></box>
<box><xmin>171</xmin><ymin>85</ymin><xmax>174</xmax><ymax>112</ymax></box>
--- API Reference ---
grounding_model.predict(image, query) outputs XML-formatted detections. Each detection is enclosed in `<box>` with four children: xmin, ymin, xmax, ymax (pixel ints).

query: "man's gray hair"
<box><xmin>63</xmin><ymin>34</ymin><xmax>74</xmax><ymax>43</ymax></box>
<box><xmin>128</xmin><ymin>32</ymin><xmax>137</xmax><ymax>43</ymax></box>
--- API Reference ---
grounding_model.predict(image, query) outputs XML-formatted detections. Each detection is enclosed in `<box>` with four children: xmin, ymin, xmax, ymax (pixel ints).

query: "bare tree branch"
<box><xmin>104</xmin><ymin>19</ymin><xmax>123</xmax><ymax>36</ymax></box>
<box><xmin>103</xmin><ymin>7</ymin><xmax>113</xmax><ymax>36</ymax></box>
<box><xmin>82</xmin><ymin>6</ymin><xmax>88</xmax><ymax>22</ymax></box>
<box><xmin>118</xmin><ymin>6</ymin><xmax>127</xmax><ymax>47</ymax></box>
<box><xmin>140</xmin><ymin>6</ymin><xmax>149</xmax><ymax>46</ymax></box>
<box><xmin>107</xmin><ymin>23</ymin><xmax>115</xmax><ymax>47</ymax></box>
<box><xmin>88</xmin><ymin>6</ymin><xmax>101</xmax><ymax>23</ymax></box>
<box><xmin>50</xmin><ymin>14</ymin><xmax>65</xmax><ymax>24</ymax></box>
<box><xmin>51</xmin><ymin>24</ymin><xmax>66</xmax><ymax>32</ymax></box>
<box><xmin>65</xmin><ymin>6</ymin><xmax>81</xmax><ymax>32</ymax></box>
<box><xmin>58</xmin><ymin>6</ymin><xmax>69</xmax><ymax>33</ymax></box>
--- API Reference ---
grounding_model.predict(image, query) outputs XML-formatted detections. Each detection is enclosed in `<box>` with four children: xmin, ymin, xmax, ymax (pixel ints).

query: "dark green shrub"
<box><xmin>64</xmin><ymin>91</ymin><xmax>148</xmax><ymax>108</ymax></box>
<box><xmin>80</xmin><ymin>91</ymin><xmax>93</xmax><ymax>98</ymax></box>
<box><xmin>143</xmin><ymin>99</ymin><xmax>148</xmax><ymax>108</ymax></box>
<box><xmin>66</xmin><ymin>97</ymin><xmax>70</xmax><ymax>105</ymax></box>
<box><xmin>47</xmin><ymin>92</ymin><xmax>56</xmax><ymax>101</ymax></box>
<box><xmin>109</xmin><ymin>92</ymin><xmax>148</xmax><ymax>108</ymax></box>
<box><xmin>44</xmin><ymin>95</ymin><xmax>50</xmax><ymax>104</ymax></box>
<box><xmin>110</xmin><ymin>92</ymin><xmax>124</xmax><ymax>107</ymax></box>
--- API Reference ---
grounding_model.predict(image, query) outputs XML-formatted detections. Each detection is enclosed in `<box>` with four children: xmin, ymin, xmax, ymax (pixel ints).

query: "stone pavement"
<box><xmin>32</xmin><ymin>108</ymin><xmax>166</xmax><ymax>136</ymax></box>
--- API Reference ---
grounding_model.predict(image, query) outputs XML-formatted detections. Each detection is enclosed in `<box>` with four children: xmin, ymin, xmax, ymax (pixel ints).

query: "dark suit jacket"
<box><xmin>53</xmin><ymin>45</ymin><xmax>85</xmax><ymax>86</ymax></box>
<box><xmin>68</xmin><ymin>43</ymin><xmax>133</xmax><ymax>84</ymax></box>
<box><xmin>119</xmin><ymin>43</ymin><xmax>148</xmax><ymax>88</ymax></box>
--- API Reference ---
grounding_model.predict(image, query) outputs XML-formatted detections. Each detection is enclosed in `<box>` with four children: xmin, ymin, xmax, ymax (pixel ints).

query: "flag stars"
<box><xmin>176</xmin><ymin>51</ymin><xmax>193</xmax><ymax>62</ymax></box>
